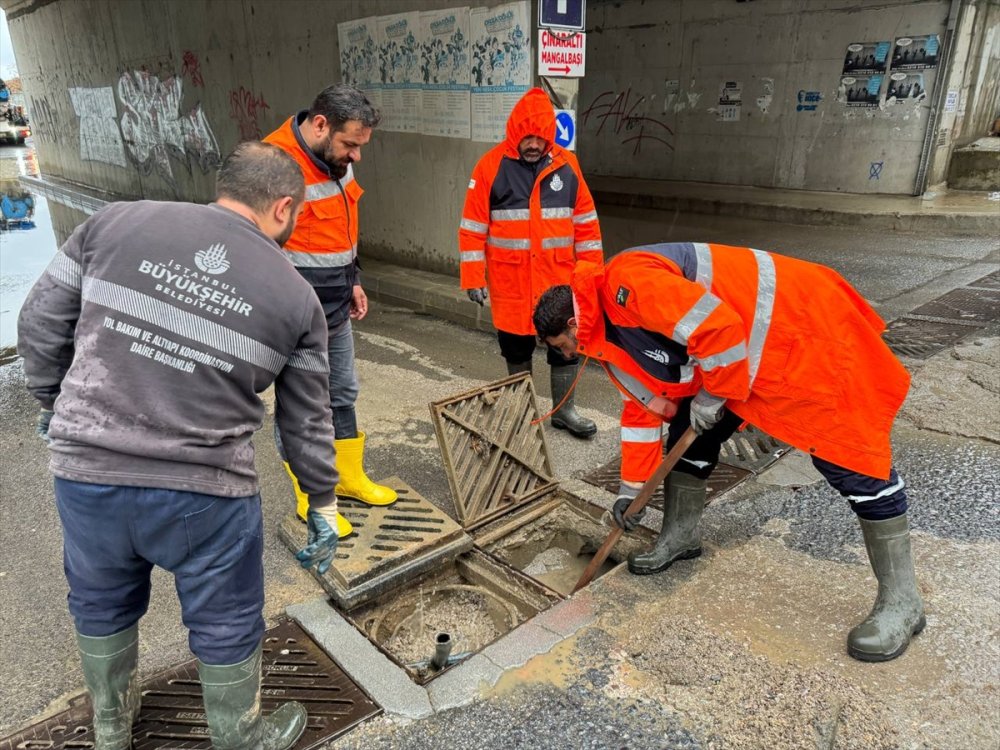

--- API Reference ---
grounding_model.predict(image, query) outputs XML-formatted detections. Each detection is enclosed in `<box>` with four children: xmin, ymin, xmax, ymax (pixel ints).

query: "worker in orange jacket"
<box><xmin>534</xmin><ymin>243</ymin><xmax>924</xmax><ymax>663</ymax></box>
<box><xmin>265</xmin><ymin>84</ymin><xmax>397</xmax><ymax>535</ymax></box>
<box><xmin>459</xmin><ymin>88</ymin><xmax>603</xmax><ymax>439</ymax></box>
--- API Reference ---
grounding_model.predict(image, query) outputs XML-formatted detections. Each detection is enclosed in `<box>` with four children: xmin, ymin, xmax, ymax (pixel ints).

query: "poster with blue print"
<box><xmin>891</xmin><ymin>35</ymin><xmax>940</xmax><ymax>70</ymax></box>
<box><xmin>842</xmin><ymin>41</ymin><xmax>891</xmax><ymax>75</ymax></box>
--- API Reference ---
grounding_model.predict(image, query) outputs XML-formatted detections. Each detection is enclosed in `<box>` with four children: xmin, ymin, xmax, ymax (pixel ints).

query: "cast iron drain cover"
<box><xmin>0</xmin><ymin>621</ymin><xmax>379</xmax><ymax>750</ymax></box>
<box><xmin>719</xmin><ymin>426</ymin><xmax>789</xmax><ymax>472</ymax></box>
<box><xmin>908</xmin><ymin>286</ymin><xmax>1000</xmax><ymax>323</ymax></box>
<box><xmin>966</xmin><ymin>270</ymin><xmax>1000</xmax><ymax>290</ymax></box>
<box><xmin>581</xmin><ymin>458</ymin><xmax>752</xmax><ymax>506</ymax></box>
<box><xmin>883</xmin><ymin>316</ymin><xmax>983</xmax><ymax>359</ymax></box>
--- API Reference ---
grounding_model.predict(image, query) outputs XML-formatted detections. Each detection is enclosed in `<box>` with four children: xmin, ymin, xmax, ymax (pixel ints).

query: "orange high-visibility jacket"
<box><xmin>572</xmin><ymin>244</ymin><xmax>911</xmax><ymax>481</ymax></box>
<box><xmin>459</xmin><ymin>88</ymin><xmax>603</xmax><ymax>335</ymax></box>
<box><xmin>264</xmin><ymin>114</ymin><xmax>362</xmax><ymax>272</ymax></box>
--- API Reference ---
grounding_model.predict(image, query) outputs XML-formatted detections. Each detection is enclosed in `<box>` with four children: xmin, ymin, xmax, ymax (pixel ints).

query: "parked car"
<box><xmin>0</xmin><ymin>120</ymin><xmax>30</xmax><ymax>145</ymax></box>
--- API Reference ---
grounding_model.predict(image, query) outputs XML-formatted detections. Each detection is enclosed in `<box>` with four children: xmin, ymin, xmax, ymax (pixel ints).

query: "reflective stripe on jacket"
<box><xmin>264</xmin><ymin>115</ymin><xmax>362</xmax><ymax>270</ymax></box>
<box><xmin>459</xmin><ymin>88</ymin><xmax>603</xmax><ymax>335</ymax></box>
<box><xmin>572</xmin><ymin>244</ymin><xmax>910</xmax><ymax>480</ymax></box>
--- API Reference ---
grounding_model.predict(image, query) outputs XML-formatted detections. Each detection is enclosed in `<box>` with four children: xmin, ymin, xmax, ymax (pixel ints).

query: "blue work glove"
<box><xmin>296</xmin><ymin>504</ymin><xmax>339</xmax><ymax>575</ymax></box>
<box><xmin>689</xmin><ymin>390</ymin><xmax>726</xmax><ymax>435</ymax></box>
<box><xmin>467</xmin><ymin>287</ymin><xmax>488</xmax><ymax>306</ymax></box>
<box><xmin>611</xmin><ymin>482</ymin><xmax>643</xmax><ymax>531</ymax></box>
<box><xmin>36</xmin><ymin>409</ymin><xmax>54</xmax><ymax>443</ymax></box>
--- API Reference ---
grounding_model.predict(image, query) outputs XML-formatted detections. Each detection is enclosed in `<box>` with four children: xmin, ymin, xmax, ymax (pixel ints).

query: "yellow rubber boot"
<box><xmin>334</xmin><ymin>431</ymin><xmax>398</xmax><ymax>506</ymax></box>
<box><xmin>282</xmin><ymin>462</ymin><xmax>353</xmax><ymax>538</ymax></box>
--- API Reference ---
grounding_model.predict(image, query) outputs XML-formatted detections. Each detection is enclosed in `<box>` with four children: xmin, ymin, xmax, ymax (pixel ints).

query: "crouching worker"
<box><xmin>17</xmin><ymin>142</ymin><xmax>341</xmax><ymax>749</ymax></box>
<box><xmin>533</xmin><ymin>243</ymin><xmax>925</xmax><ymax>662</ymax></box>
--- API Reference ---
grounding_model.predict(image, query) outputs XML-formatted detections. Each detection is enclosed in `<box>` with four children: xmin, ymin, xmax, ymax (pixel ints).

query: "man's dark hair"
<box><xmin>533</xmin><ymin>285</ymin><xmax>575</xmax><ymax>339</ymax></box>
<box><xmin>309</xmin><ymin>84</ymin><xmax>381</xmax><ymax>131</ymax></box>
<box><xmin>215</xmin><ymin>142</ymin><xmax>304</xmax><ymax>213</ymax></box>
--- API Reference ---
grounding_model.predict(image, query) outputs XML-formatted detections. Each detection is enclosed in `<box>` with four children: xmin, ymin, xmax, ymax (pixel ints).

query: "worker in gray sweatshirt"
<box><xmin>17</xmin><ymin>142</ymin><xmax>336</xmax><ymax>750</ymax></box>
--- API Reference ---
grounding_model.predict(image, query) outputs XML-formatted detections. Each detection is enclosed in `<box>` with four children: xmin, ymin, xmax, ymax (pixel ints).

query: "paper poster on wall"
<box><xmin>377</xmin><ymin>12</ymin><xmax>423</xmax><ymax>133</ymax></box>
<box><xmin>717</xmin><ymin>80</ymin><xmax>742</xmax><ymax>121</ymax></box>
<box><xmin>420</xmin><ymin>7</ymin><xmax>472</xmax><ymax>139</ymax></box>
<box><xmin>842</xmin><ymin>41</ymin><xmax>891</xmax><ymax>75</ymax></box>
<box><xmin>470</xmin><ymin>1</ymin><xmax>532</xmax><ymax>142</ymax></box>
<box><xmin>944</xmin><ymin>90</ymin><xmax>960</xmax><ymax>112</ymax></box>
<box><xmin>338</xmin><ymin>17</ymin><xmax>382</xmax><ymax>110</ymax></box>
<box><xmin>887</xmin><ymin>72</ymin><xmax>928</xmax><ymax>102</ymax></box>
<box><xmin>840</xmin><ymin>75</ymin><xmax>882</xmax><ymax>107</ymax></box>
<box><xmin>891</xmin><ymin>35</ymin><xmax>939</xmax><ymax>70</ymax></box>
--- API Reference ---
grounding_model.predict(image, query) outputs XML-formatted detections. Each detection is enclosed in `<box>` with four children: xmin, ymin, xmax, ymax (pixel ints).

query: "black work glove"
<box><xmin>36</xmin><ymin>409</ymin><xmax>54</xmax><ymax>443</ymax></box>
<box><xmin>611</xmin><ymin>483</ymin><xmax>644</xmax><ymax>531</ymax></box>
<box><xmin>467</xmin><ymin>287</ymin><xmax>488</xmax><ymax>306</ymax></box>
<box><xmin>296</xmin><ymin>504</ymin><xmax>340</xmax><ymax>575</ymax></box>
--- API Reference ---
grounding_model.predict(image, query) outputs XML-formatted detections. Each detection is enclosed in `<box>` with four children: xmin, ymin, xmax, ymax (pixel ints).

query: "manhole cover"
<box><xmin>0</xmin><ymin>621</ymin><xmax>380</xmax><ymax>750</ymax></box>
<box><xmin>280</xmin><ymin>478</ymin><xmax>473</xmax><ymax>611</ymax></box>
<box><xmin>966</xmin><ymin>270</ymin><xmax>1000</xmax><ymax>290</ymax></box>
<box><xmin>430</xmin><ymin>373</ymin><xmax>557</xmax><ymax>529</ymax></box>
<box><xmin>883</xmin><ymin>316</ymin><xmax>983</xmax><ymax>359</ymax></box>
<box><xmin>719</xmin><ymin>426</ymin><xmax>789</xmax><ymax>472</ymax></box>
<box><xmin>581</xmin><ymin>457</ymin><xmax>752</xmax><ymax>506</ymax></box>
<box><xmin>908</xmin><ymin>286</ymin><xmax>1000</xmax><ymax>323</ymax></box>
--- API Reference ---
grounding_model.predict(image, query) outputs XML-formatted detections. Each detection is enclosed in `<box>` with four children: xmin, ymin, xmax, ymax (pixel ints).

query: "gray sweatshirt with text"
<box><xmin>17</xmin><ymin>200</ymin><xmax>337</xmax><ymax>507</ymax></box>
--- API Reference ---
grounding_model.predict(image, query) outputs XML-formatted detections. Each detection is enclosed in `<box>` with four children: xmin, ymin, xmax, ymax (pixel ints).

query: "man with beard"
<box><xmin>17</xmin><ymin>142</ymin><xmax>339</xmax><ymax>749</ymax></box>
<box><xmin>265</xmin><ymin>84</ymin><xmax>397</xmax><ymax>528</ymax></box>
<box><xmin>458</xmin><ymin>88</ymin><xmax>604</xmax><ymax>439</ymax></box>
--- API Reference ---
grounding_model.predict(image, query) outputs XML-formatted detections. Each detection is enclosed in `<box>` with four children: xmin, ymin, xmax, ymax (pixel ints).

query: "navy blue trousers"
<box><xmin>55</xmin><ymin>478</ymin><xmax>265</xmax><ymax>665</ymax></box>
<box><xmin>665</xmin><ymin>398</ymin><xmax>908</xmax><ymax>520</ymax></box>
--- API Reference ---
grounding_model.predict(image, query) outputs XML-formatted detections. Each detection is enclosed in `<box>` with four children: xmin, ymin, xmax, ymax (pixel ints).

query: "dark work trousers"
<box><xmin>497</xmin><ymin>330</ymin><xmax>578</xmax><ymax>367</ymax></box>
<box><xmin>55</xmin><ymin>478</ymin><xmax>265</xmax><ymax>665</ymax></box>
<box><xmin>665</xmin><ymin>397</ymin><xmax>908</xmax><ymax>520</ymax></box>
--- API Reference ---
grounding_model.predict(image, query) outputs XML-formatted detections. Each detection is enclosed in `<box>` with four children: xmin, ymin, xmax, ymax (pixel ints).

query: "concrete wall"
<box><xmin>953</xmin><ymin>0</ymin><xmax>1000</xmax><ymax>145</ymax></box>
<box><xmin>577</xmin><ymin>0</ymin><xmax>953</xmax><ymax>194</ymax></box>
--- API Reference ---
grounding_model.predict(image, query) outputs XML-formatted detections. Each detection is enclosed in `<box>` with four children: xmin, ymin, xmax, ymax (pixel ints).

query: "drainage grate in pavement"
<box><xmin>581</xmin><ymin>457</ymin><xmax>752</xmax><ymax>507</ymax></box>
<box><xmin>279</xmin><ymin>478</ymin><xmax>473</xmax><ymax>611</ymax></box>
<box><xmin>883</xmin><ymin>316</ymin><xmax>984</xmax><ymax>359</ymax></box>
<box><xmin>966</xmin><ymin>270</ymin><xmax>1000</xmax><ymax>290</ymax></box>
<box><xmin>908</xmin><ymin>286</ymin><xmax>1000</xmax><ymax>324</ymax></box>
<box><xmin>719</xmin><ymin>426</ymin><xmax>789</xmax><ymax>472</ymax></box>
<box><xmin>0</xmin><ymin>620</ymin><xmax>380</xmax><ymax>750</ymax></box>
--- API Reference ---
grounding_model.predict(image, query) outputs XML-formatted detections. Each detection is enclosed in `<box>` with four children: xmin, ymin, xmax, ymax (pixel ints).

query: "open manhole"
<box><xmin>0</xmin><ymin>620</ymin><xmax>380</xmax><ymax>750</ymax></box>
<box><xmin>581</xmin><ymin>457</ymin><xmax>752</xmax><ymax>506</ymax></box>
<box><xmin>279</xmin><ymin>478</ymin><xmax>473</xmax><ymax>611</ymax></box>
<box><xmin>883</xmin><ymin>316</ymin><xmax>984</xmax><ymax>359</ymax></box>
<box><xmin>908</xmin><ymin>286</ymin><xmax>1000</xmax><ymax>324</ymax></box>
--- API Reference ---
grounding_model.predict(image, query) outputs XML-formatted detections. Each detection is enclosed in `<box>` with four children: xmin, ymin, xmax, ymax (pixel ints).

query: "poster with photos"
<box><xmin>891</xmin><ymin>35</ymin><xmax>939</xmax><ymax>70</ymax></box>
<box><xmin>842</xmin><ymin>41</ymin><xmax>891</xmax><ymax>75</ymax></box>
<box><xmin>841</xmin><ymin>75</ymin><xmax>882</xmax><ymax>107</ymax></box>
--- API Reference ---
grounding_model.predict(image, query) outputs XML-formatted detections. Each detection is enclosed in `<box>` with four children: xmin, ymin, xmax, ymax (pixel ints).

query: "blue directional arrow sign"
<box><xmin>539</xmin><ymin>0</ymin><xmax>585</xmax><ymax>31</ymax></box>
<box><xmin>554</xmin><ymin>109</ymin><xmax>576</xmax><ymax>151</ymax></box>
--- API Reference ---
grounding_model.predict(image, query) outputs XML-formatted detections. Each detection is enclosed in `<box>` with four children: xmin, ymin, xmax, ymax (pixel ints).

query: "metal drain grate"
<box><xmin>908</xmin><ymin>286</ymin><xmax>1000</xmax><ymax>324</ymax></box>
<box><xmin>966</xmin><ymin>270</ymin><xmax>1000</xmax><ymax>290</ymax></box>
<box><xmin>0</xmin><ymin>620</ymin><xmax>380</xmax><ymax>750</ymax></box>
<box><xmin>431</xmin><ymin>373</ymin><xmax>557</xmax><ymax>529</ymax></box>
<box><xmin>883</xmin><ymin>316</ymin><xmax>984</xmax><ymax>359</ymax></box>
<box><xmin>719</xmin><ymin>425</ymin><xmax>789</xmax><ymax>472</ymax></box>
<box><xmin>279</xmin><ymin>478</ymin><xmax>472</xmax><ymax>611</ymax></box>
<box><xmin>581</xmin><ymin>457</ymin><xmax>753</xmax><ymax>506</ymax></box>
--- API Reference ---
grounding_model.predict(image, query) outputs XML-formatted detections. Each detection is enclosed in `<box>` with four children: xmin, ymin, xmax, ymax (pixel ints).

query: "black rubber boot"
<box><xmin>848</xmin><ymin>513</ymin><xmax>926</xmax><ymax>662</ymax></box>
<box><xmin>550</xmin><ymin>363</ymin><xmax>597</xmax><ymax>439</ymax></box>
<box><xmin>76</xmin><ymin>625</ymin><xmax>141</xmax><ymax>750</ymax></box>
<box><xmin>198</xmin><ymin>646</ymin><xmax>307</xmax><ymax>750</ymax></box>
<box><xmin>628</xmin><ymin>472</ymin><xmax>706</xmax><ymax>575</ymax></box>
<box><xmin>506</xmin><ymin>360</ymin><xmax>532</xmax><ymax>376</ymax></box>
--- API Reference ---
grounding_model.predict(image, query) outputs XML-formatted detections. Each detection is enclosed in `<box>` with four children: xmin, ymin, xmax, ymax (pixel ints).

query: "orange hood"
<box><xmin>505</xmin><ymin>88</ymin><xmax>556</xmax><ymax>157</ymax></box>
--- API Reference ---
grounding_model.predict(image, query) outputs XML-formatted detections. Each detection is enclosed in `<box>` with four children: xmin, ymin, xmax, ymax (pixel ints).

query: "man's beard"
<box><xmin>275</xmin><ymin>220</ymin><xmax>296</xmax><ymax>247</ymax></box>
<box><xmin>312</xmin><ymin>134</ymin><xmax>350</xmax><ymax>179</ymax></box>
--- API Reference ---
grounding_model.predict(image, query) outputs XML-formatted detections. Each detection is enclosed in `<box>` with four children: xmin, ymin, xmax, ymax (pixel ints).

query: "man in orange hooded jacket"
<box><xmin>534</xmin><ymin>243</ymin><xmax>925</xmax><ymax>663</ymax></box>
<box><xmin>459</xmin><ymin>88</ymin><xmax>603</xmax><ymax>439</ymax></box>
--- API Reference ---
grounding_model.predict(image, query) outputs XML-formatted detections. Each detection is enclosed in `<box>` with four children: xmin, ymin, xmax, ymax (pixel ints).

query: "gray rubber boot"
<box><xmin>848</xmin><ymin>514</ymin><xmax>926</xmax><ymax>662</ymax></box>
<box><xmin>76</xmin><ymin>625</ymin><xmax>141</xmax><ymax>750</ymax></box>
<box><xmin>506</xmin><ymin>360</ymin><xmax>532</xmax><ymax>376</ymax></box>
<box><xmin>628</xmin><ymin>472</ymin><xmax>706</xmax><ymax>575</ymax></box>
<box><xmin>550</xmin><ymin>363</ymin><xmax>597</xmax><ymax>439</ymax></box>
<box><xmin>198</xmin><ymin>646</ymin><xmax>307</xmax><ymax>750</ymax></box>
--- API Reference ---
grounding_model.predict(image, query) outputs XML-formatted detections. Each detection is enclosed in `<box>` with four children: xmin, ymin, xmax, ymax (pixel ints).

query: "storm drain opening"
<box><xmin>882</xmin><ymin>316</ymin><xmax>985</xmax><ymax>359</ymax></box>
<box><xmin>0</xmin><ymin>620</ymin><xmax>380</xmax><ymax>750</ymax></box>
<box><xmin>345</xmin><ymin>549</ymin><xmax>559</xmax><ymax>684</ymax></box>
<box><xmin>473</xmin><ymin>489</ymin><xmax>656</xmax><ymax>596</ymax></box>
<box><xmin>908</xmin><ymin>286</ymin><xmax>1000</xmax><ymax>324</ymax></box>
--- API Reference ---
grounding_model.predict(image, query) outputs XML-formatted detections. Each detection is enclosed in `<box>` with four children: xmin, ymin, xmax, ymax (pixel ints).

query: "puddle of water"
<box><xmin>527</xmin><ymin>549</ymin><xmax>616</xmax><ymax>596</ymax></box>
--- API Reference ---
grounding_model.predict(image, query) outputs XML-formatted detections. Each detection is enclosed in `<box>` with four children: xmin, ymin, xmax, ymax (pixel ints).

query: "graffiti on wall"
<box><xmin>181</xmin><ymin>51</ymin><xmax>205</xmax><ymax>88</ymax></box>
<box><xmin>68</xmin><ymin>87</ymin><xmax>128</xmax><ymax>167</ymax></box>
<box><xmin>581</xmin><ymin>87</ymin><xmax>674</xmax><ymax>156</ymax></box>
<box><xmin>117</xmin><ymin>71</ymin><xmax>221</xmax><ymax>186</ymax></box>
<box><xmin>26</xmin><ymin>94</ymin><xmax>62</xmax><ymax>142</ymax></box>
<box><xmin>228</xmin><ymin>86</ymin><xmax>270</xmax><ymax>141</ymax></box>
